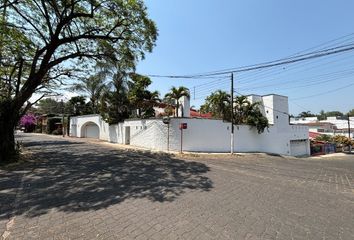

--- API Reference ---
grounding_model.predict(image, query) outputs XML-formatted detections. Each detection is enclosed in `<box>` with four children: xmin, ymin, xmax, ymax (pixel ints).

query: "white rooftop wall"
<box><xmin>247</xmin><ymin>94</ymin><xmax>289</xmax><ymax>128</ymax></box>
<box><xmin>178</xmin><ymin>96</ymin><xmax>190</xmax><ymax>118</ymax></box>
<box><xmin>290</xmin><ymin>117</ymin><xmax>318</xmax><ymax>124</ymax></box>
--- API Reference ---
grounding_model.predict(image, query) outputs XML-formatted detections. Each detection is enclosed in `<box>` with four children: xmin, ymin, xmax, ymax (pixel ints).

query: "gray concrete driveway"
<box><xmin>1</xmin><ymin>133</ymin><xmax>354</xmax><ymax>239</ymax></box>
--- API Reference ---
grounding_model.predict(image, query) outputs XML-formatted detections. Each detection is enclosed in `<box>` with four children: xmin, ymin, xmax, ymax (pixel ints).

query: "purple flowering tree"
<box><xmin>20</xmin><ymin>114</ymin><xmax>37</xmax><ymax>133</ymax></box>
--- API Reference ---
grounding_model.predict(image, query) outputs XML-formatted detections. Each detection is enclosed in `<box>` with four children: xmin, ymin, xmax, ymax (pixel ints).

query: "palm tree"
<box><xmin>164</xmin><ymin>86</ymin><xmax>190</xmax><ymax>117</ymax></box>
<box><xmin>200</xmin><ymin>90</ymin><xmax>230</xmax><ymax>120</ymax></box>
<box><xmin>233</xmin><ymin>96</ymin><xmax>251</xmax><ymax>124</ymax></box>
<box><xmin>141</xmin><ymin>90</ymin><xmax>161</xmax><ymax>118</ymax></box>
<box><xmin>128</xmin><ymin>74</ymin><xmax>159</xmax><ymax>118</ymax></box>
<box><xmin>71</xmin><ymin>74</ymin><xmax>107</xmax><ymax>114</ymax></box>
<box><xmin>145</xmin><ymin>90</ymin><xmax>161</xmax><ymax>106</ymax></box>
<box><xmin>233</xmin><ymin>96</ymin><xmax>269</xmax><ymax>133</ymax></box>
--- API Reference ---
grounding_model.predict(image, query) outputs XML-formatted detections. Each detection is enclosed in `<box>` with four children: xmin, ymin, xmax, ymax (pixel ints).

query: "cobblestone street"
<box><xmin>1</xmin><ymin>133</ymin><xmax>354</xmax><ymax>239</ymax></box>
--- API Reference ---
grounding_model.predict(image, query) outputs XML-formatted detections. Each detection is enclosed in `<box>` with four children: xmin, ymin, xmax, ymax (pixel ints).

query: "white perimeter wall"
<box><xmin>167</xmin><ymin>118</ymin><xmax>309</xmax><ymax>155</ymax></box>
<box><xmin>70</xmin><ymin>116</ymin><xmax>309</xmax><ymax>156</ymax></box>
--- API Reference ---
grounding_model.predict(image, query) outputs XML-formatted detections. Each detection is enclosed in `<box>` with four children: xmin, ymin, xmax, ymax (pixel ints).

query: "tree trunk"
<box><xmin>0</xmin><ymin>103</ymin><xmax>18</xmax><ymax>162</ymax></box>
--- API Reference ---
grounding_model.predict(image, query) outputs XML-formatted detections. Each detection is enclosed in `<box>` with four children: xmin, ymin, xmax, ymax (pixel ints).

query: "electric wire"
<box><xmin>148</xmin><ymin>43</ymin><xmax>354</xmax><ymax>78</ymax></box>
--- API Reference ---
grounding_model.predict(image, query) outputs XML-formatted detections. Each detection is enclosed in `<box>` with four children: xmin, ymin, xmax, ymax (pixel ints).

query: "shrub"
<box><xmin>314</xmin><ymin>134</ymin><xmax>332</xmax><ymax>142</ymax></box>
<box><xmin>46</xmin><ymin>118</ymin><xmax>62</xmax><ymax>134</ymax></box>
<box><xmin>52</xmin><ymin>129</ymin><xmax>63</xmax><ymax>135</ymax></box>
<box><xmin>20</xmin><ymin>113</ymin><xmax>37</xmax><ymax>133</ymax></box>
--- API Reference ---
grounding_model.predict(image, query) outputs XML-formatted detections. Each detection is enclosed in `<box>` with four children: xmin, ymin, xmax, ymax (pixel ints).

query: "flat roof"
<box><xmin>244</xmin><ymin>93</ymin><xmax>288</xmax><ymax>98</ymax></box>
<box><xmin>261</xmin><ymin>93</ymin><xmax>288</xmax><ymax>98</ymax></box>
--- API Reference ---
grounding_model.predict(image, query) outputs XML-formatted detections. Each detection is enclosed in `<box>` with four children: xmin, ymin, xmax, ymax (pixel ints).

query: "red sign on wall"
<box><xmin>179</xmin><ymin>123</ymin><xmax>187</xmax><ymax>129</ymax></box>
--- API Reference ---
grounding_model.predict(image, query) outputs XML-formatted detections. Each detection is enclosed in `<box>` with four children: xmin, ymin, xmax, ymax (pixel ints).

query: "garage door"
<box><xmin>290</xmin><ymin>140</ymin><xmax>308</xmax><ymax>156</ymax></box>
<box><xmin>84</xmin><ymin>123</ymin><xmax>99</xmax><ymax>139</ymax></box>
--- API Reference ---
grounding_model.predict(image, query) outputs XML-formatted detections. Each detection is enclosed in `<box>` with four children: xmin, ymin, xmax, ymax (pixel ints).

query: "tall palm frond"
<box><xmin>164</xmin><ymin>86</ymin><xmax>190</xmax><ymax>117</ymax></box>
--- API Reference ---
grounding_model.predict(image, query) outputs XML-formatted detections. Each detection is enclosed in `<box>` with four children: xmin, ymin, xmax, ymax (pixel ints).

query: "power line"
<box><xmin>194</xmin><ymin>63</ymin><xmax>354</xmax><ymax>99</ymax></box>
<box><xmin>286</xmin><ymin>33</ymin><xmax>354</xmax><ymax>57</ymax></box>
<box><xmin>194</xmin><ymin>54</ymin><xmax>351</xmax><ymax>100</ymax></box>
<box><xmin>291</xmin><ymin>82</ymin><xmax>354</xmax><ymax>100</ymax></box>
<box><xmin>236</xmin><ymin>51</ymin><xmax>354</xmax><ymax>87</ymax></box>
<box><xmin>194</xmin><ymin>78</ymin><xmax>229</xmax><ymax>92</ymax></box>
<box><xmin>288</xmin><ymin>100</ymin><xmax>311</xmax><ymax>112</ymax></box>
<box><xmin>147</xmin><ymin>43</ymin><xmax>354</xmax><ymax>78</ymax></box>
<box><xmin>149</xmin><ymin>33</ymin><xmax>354</xmax><ymax>78</ymax></box>
<box><xmin>192</xmin><ymin>76</ymin><xmax>229</xmax><ymax>88</ymax></box>
<box><xmin>173</xmin><ymin>35</ymin><xmax>354</xmax><ymax>103</ymax></box>
<box><xmin>238</xmin><ymin>68</ymin><xmax>354</xmax><ymax>92</ymax></box>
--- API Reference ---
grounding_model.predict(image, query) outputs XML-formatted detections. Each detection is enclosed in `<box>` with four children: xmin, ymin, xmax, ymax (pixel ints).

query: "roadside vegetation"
<box><xmin>313</xmin><ymin>134</ymin><xmax>354</xmax><ymax>151</ymax></box>
<box><xmin>296</xmin><ymin>109</ymin><xmax>354</xmax><ymax>119</ymax></box>
<box><xmin>200</xmin><ymin>90</ymin><xmax>269</xmax><ymax>133</ymax></box>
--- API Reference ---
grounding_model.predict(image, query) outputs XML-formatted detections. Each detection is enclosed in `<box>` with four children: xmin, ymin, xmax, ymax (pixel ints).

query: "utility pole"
<box><xmin>61</xmin><ymin>100</ymin><xmax>65</xmax><ymax>137</ymax></box>
<box><xmin>348</xmin><ymin>114</ymin><xmax>351</xmax><ymax>153</ymax></box>
<box><xmin>180</xmin><ymin>126</ymin><xmax>183</xmax><ymax>154</ymax></box>
<box><xmin>167</xmin><ymin>123</ymin><xmax>170</xmax><ymax>152</ymax></box>
<box><xmin>230</xmin><ymin>73</ymin><xmax>234</xmax><ymax>154</ymax></box>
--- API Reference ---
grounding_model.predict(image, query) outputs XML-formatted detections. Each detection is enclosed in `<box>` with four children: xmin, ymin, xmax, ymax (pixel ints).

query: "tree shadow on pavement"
<box><xmin>0</xmin><ymin>138</ymin><xmax>213</xmax><ymax>219</ymax></box>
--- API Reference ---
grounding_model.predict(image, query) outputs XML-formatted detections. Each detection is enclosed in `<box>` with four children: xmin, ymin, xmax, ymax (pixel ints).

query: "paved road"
<box><xmin>1</xmin><ymin>133</ymin><xmax>354</xmax><ymax>240</ymax></box>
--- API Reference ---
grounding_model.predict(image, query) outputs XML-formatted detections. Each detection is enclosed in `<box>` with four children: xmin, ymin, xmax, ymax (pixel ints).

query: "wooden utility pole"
<box><xmin>230</xmin><ymin>73</ymin><xmax>234</xmax><ymax>154</ymax></box>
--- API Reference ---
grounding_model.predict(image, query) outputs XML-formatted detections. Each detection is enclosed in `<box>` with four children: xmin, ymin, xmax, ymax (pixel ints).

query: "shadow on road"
<box><xmin>0</xmin><ymin>136</ymin><xmax>212</xmax><ymax>219</ymax></box>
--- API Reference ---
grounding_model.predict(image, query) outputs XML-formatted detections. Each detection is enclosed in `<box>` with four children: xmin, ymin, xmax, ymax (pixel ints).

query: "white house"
<box><xmin>69</xmin><ymin>94</ymin><xmax>310</xmax><ymax>156</ymax></box>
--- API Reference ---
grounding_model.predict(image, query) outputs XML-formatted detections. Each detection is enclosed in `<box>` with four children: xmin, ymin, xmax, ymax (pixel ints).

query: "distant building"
<box><xmin>291</xmin><ymin>115</ymin><xmax>354</xmax><ymax>138</ymax></box>
<box><xmin>320</xmin><ymin>116</ymin><xmax>354</xmax><ymax>135</ymax></box>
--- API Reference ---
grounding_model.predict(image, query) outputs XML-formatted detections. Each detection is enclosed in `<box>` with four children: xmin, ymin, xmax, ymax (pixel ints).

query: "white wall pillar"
<box><xmin>178</xmin><ymin>96</ymin><xmax>190</xmax><ymax>118</ymax></box>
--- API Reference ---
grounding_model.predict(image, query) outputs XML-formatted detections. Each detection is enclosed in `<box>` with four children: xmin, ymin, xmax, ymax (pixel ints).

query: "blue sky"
<box><xmin>135</xmin><ymin>0</ymin><xmax>354</xmax><ymax>115</ymax></box>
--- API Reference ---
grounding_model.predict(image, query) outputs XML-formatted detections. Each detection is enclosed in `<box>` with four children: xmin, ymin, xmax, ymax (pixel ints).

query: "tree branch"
<box><xmin>47</xmin><ymin>52</ymin><xmax>105</xmax><ymax>69</ymax></box>
<box><xmin>10</xmin><ymin>3</ymin><xmax>49</xmax><ymax>44</ymax></box>
<box><xmin>0</xmin><ymin>0</ymin><xmax>19</xmax><ymax>9</ymax></box>
<box><xmin>15</xmin><ymin>58</ymin><xmax>24</xmax><ymax>96</ymax></box>
<box><xmin>19</xmin><ymin>94</ymin><xmax>46</xmax><ymax>117</ymax></box>
<box><xmin>39</xmin><ymin>0</ymin><xmax>54</xmax><ymax>37</ymax></box>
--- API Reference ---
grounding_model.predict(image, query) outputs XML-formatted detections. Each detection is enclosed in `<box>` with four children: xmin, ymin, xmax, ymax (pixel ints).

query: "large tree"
<box><xmin>0</xmin><ymin>0</ymin><xmax>157</xmax><ymax>161</ymax></box>
<box><xmin>36</xmin><ymin>98</ymin><xmax>62</xmax><ymax>115</ymax></box>
<box><xmin>65</xmin><ymin>96</ymin><xmax>88</xmax><ymax>116</ymax></box>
